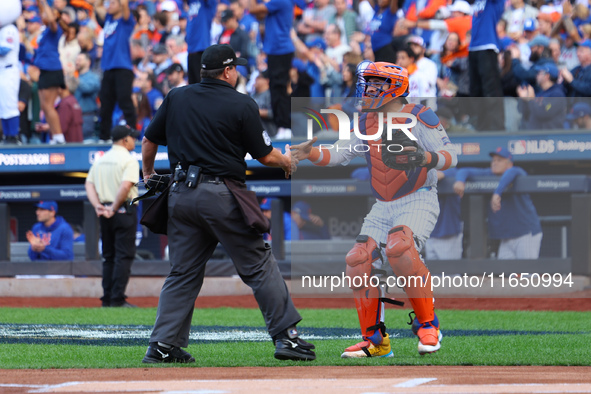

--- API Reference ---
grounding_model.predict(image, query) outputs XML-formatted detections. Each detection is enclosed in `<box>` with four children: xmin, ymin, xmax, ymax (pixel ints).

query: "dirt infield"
<box><xmin>1</xmin><ymin>292</ymin><xmax>591</xmax><ymax>311</ymax></box>
<box><xmin>2</xmin><ymin>295</ymin><xmax>591</xmax><ymax>393</ymax></box>
<box><xmin>2</xmin><ymin>366</ymin><xmax>591</xmax><ymax>393</ymax></box>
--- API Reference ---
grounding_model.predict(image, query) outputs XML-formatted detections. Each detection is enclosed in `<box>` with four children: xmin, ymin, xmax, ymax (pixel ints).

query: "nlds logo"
<box><xmin>509</xmin><ymin>140</ymin><xmax>555</xmax><ymax>155</ymax></box>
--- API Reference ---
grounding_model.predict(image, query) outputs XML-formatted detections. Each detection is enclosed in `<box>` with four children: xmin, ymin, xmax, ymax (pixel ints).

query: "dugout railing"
<box><xmin>0</xmin><ymin>175</ymin><xmax>590</xmax><ymax>278</ymax></box>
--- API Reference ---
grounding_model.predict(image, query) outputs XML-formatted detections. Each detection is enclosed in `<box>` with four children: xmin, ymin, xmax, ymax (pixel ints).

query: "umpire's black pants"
<box><xmin>468</xmin><ymin>50</ymin><xmax>505</xmax><ymax>131</ymax></box>
<box><xmin>149</xmin><ymin>181</ymin><xmax>301</xmax><ymax>347</ymax></box>
<box><xmin>267</xmin><ymin>53</ymin><xmax>293</xmax><ymax>129</ymax></box>
<box><xmin>100</xmin><ymin>205</ymin><xmax>137</xmax><ymax>306</ymax></box>
<box><xmin>99</xmin><ymin>69</ymin><xmax>137</xmax><ymax>140</ymax></box>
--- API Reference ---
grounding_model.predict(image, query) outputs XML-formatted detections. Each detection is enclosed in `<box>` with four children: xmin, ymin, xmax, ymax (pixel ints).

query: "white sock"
<box><xmin>52</xmin><ymin>134</ymin><xmax>65</xmax><ymax>144</ymax></box>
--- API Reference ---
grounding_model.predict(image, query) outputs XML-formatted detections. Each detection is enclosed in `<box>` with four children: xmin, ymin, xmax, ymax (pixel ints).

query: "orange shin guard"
<box><xmin>385</xmin><ymin>225</ymin><xmax>434</xmax><ymax>324</ymax></box>
<box><xmin>352</xmin><ymin>287</ymin><xmax>384</xmax><ymax>344</ymax></box>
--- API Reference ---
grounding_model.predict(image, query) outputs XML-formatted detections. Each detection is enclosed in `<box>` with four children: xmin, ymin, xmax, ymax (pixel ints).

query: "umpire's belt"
<box><xmin>173</xmin><ymin>169</ymin><xmax>223</xmax><ymax>184</ymax></box>
<box><xmin>199</xmin><ymin>174</ymin><xmax>223</xmax><ymax>184</ymax></box>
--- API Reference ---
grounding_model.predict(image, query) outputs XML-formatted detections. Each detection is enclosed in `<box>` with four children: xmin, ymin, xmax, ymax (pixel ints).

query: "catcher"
<box><xmin>291</xmin><ymin>61</ymin><xmax>457</xmax><ymax>357</ymax></box>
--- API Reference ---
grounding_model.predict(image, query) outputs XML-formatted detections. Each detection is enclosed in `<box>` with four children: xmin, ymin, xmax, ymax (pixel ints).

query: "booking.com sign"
<box><xmin>305</xmin><ymin>108</ymin><xmax>418</xmax><ymax>142</ymax></box>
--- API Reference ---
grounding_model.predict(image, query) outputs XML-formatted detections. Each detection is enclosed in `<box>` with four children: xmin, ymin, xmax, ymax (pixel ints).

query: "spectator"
<box><xmin>340</xmin><ymin>62</ymin><xmax>357</xmax><ymax>98</ymax></box>
<box><xmin>561</xmin><ymin>39</ymin><xmax>591</xmax><ymax>97</ymax></box>
<box><xmin>24</xmin><ymin>15</ymin><xmax>43</xmax><ymax>57</ymax></box>
<box><xmin>150</xmin><ymin>43</ymin><xmax>173</xmax><ymax>89</ymax></box>
<box><xmin>502</xmin><ymin>0</ymin><xmax>539</xmax><ymax>40</ymax></box>
<box><xmin>329</xmin><ymin>0</ymin><xmax>358</xmax><ymax>45</ymax></box>
<box><xmin>454</xmin><ymin>148</ymin><xmax>542</xmax><ymax>259</ymax></box>
<box><xmin>134</xmin><ymin>71</ymin><xmax>163</xmax><ymax>132</ymax></box>
<box><xmin>517</xmin><ymin>62</ymin><xmax>566</xmax><ymax>129</ymax></box>
<box><xmin>211</xmin><ymin>3</ymin><xmax>227</xmax><ymax>45</ymax></box>
<box><xmin>324</xmin><ymin>24</ymin><xmax>351</xmax><ymax>66</ymax></box>
<box><xmin>58</xmin><ymin>21</ymin><xmax>81</xmax><ymax>77</ymax></box>
<box><xmin>296</xmin><ymin>0</ymin><xmax>336</xmax><ymax>41</ymax></box>
<box><xmin>511</xmin><ymin>34</ymin><xmax>553</xmax><ymax>88</ymax></box>
<box><xmin>186</xmin><ymin>0</ymin><xmax>217</xmax><ymax>84</ymax></box>
<box><xmin>96</xmin><ymin>0</ymin><xmax>137</xmax><ymax>142</ymax></box>
<box><xmin>218</xmin><ymin>9</ymin><xmax>250</xmax><ymax>61</ymax></box>
<box><xmin>407</xmin><ymin>36</ymin><xmax>437</xmax><ymax>97</ymax></box>
<box><xmin>497</xmin><ymin>19</ymin><xmax>514</xmax><ymax>52</ymax></box>
<box><xmin>260</xmin><ymin>197</ymin><xmax>292</xmax><ymax>240</ymax></box>
<box><xmin>27</xmin><ymin>200</ymin><xmax>74</xmax><ymax>261</ymax></box>
<box><xmin>18</xmin><ymin>74</ymin><xmax>33</xmax><ymax>144</ymax></box>
<box><xmin>537</xmin><ymin>13</ymin><xmax>554</xmax><ymax>37</ymax></box>
<box><xmin>250</xmin><ymin>0</ymin><xmax>296</xmax><ymax>139</ymax></box>
<box><xmin>291</xmin><ymin>201</ymin><xmax>330</xmax><ymax>240</ymax></box>
<box><xmin>438</xmin><ymin>32</ymin><xmax>470</xmax><ymax>97</ymax></box>
<box><xmin>425</xmin><ymin>169</ymin><xmax>463</xmax><ymax>260</ymax></box>
<box><xmin>251</xmin><ymin>70</ymin><xmax>277</xmax><ymax>137</ymax></box>
<box><xmin>396</xmin><ymin>47</ymin><xmax>431</xmax><ymax>98</ymax></box>
<box><xmin>35</xmin><ymin>0</ymin><xmax>67</xmax><ymax>144</ymax></box>
<box><xmin>469</xmin><ymin>0</ymin><xmax>505</xmax><ymax>131</ymax></box>
<box><xmin>165</xmin><ymin>63</ymin><xmax>187</xmax><ymax>94</ymax></box>
<box><xmin>74</xmin><ymin>52</ymin><xmax>101</xmax><ymax>142</ymax></box>
<box><xmin>499</xmin><ymin>49</ymin><xmax>521</xmax><ymax>131</ymax></box>
<box><xmin>132</xmin><ymin>4</ymin><xmax>155</xmax><ymax>47</ymax></box>
<box><xmin>566</xmin><ymin>101</ymin><xmax>591</xmax><ymax>129</ymax></box>
<box><xmin>406</xmin><ymin>0</ymin><xmax>473</xmax><ymax>45</ymax></box>
<box><xmin>165</xmin><ymin>35</ymin><xmax>188</xmax><ymax>73</ymax></box>
<box><xmin>56</xmin><ymin>78</ymin><xmax>84</xmax><ymax>142</ymax></box>
<box><xmin>77</xmin><ymin>26</ymin><xmax>100</xmax><ymax>71</ymax></box>
<box><xmin>367</xmin><ymin>0</ymin><xmax>398</xmax><ymax>63</ymax></box>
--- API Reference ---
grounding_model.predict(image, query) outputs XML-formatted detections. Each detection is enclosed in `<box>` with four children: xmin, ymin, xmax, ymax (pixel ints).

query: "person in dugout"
<box><xmin>291</xmin><ymin>61</ymin><xmax>458</xmax><ymax>357</ymax></box>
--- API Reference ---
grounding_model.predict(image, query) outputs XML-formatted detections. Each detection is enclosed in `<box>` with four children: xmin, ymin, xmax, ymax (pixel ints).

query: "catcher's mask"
<box><xmin>356</xmin><ymin>61</ymin><xmax>409</xmax><ymax>111</ymax></box>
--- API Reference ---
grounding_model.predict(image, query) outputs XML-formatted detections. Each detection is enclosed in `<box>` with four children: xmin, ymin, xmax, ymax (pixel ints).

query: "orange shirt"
<box><xmin>444</xmin><ymin>15</ymin><xmax>472</xmax><ymax>44</ymax></box>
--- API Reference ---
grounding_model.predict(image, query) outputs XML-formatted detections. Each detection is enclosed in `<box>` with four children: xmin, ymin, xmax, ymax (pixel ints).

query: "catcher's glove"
<box><xmin>381</xmin><ymin>130</ymin><xmax>426</xmax><ymax>171</ymax></box>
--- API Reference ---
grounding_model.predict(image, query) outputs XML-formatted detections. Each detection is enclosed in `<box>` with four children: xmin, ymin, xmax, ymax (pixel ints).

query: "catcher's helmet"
<box><xmin>355</xmin><ymin>61</ymin><xmax>409</xmax><ymax>111</ymax></box>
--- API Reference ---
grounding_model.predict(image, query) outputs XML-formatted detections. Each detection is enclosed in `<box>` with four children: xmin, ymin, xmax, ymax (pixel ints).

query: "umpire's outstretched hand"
<box><xmin>290</xmin><ymin>137</ymin><xmax>318</xmax><ymax>174</ymax></box>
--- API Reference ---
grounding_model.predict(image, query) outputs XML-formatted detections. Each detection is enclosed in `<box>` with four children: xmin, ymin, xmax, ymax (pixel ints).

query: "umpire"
<box><xmin>140</xmin><ymin>44</ymin><xmax>315</xmax><ymax>363</ymax></box>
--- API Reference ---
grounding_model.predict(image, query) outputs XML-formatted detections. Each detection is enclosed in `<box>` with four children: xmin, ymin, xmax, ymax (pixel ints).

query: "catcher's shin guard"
<box><xmin>346</xmin><ymin>235</ymin><xmax>384</xmax><ymax>345</ymax></box>
<box><xmin>385</xmin><ymin>226</ymin><xmax>434</xmax><ymax>324</ymax></box>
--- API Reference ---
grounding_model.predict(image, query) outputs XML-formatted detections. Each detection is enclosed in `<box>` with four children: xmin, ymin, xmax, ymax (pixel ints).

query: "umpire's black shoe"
<box><xmin>273</xmin><ymin>326</ymin><xmax>316</xmax><ymax>361</ymax></box>
<box><xmin>142</xmin><ymin>342</ymin><xmax>195</xmax><ymax>364</ymax></box>
<box><xmin>274</xmin><ymin>338</ymin><xmax>316</xmax><ymax>361</ymax></box>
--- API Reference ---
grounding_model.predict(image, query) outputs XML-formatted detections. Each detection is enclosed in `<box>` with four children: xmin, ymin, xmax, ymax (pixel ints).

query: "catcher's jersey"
<box><xmin>310</xmin><ymin>103</ymin><xmax>457</xmax><ymax>201</ymax></box>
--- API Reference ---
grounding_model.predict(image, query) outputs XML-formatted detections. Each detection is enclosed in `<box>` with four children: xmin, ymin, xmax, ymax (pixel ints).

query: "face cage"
<box><xmin>355</xmin><ymin>73</ymin><xmax>408</xmax><ymax>110</ymax></box>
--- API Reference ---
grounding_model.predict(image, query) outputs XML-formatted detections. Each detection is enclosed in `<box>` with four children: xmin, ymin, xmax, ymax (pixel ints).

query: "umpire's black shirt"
<box><xmin>144</xmin><ymin>78</ymin><xmax>273</xmax><ymax>182</ymax></box>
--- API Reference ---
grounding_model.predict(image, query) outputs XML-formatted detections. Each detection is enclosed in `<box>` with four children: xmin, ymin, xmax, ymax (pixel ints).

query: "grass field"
<box><xmin>1</xmin><ymin>307</ymin><xmax>590</xmax><ymax>368</ymax></box>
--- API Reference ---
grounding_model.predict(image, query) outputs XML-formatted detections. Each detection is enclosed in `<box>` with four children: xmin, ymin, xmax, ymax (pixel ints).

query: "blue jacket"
<box><xmin>28</xmin><ymin>216</ymin><xmax>74</xmax><ymax>261</ymax></box>
<box><xmin>521</xmin><ymin>83</ymin><xmax>566</xmax><ymax>130</ymax></box>
<box><xmin>75</xmin><ymin>71</ymin><xmax>101</xmax><ymax>113</ymax></box>
<box><xmin>511</xmin><ymin>57</ymin><xmax>554</xmax><ymax>88</ymax></box>
<box><xmin>563</xmin><ymin>64</ymin><xmax>591</xmax><ymax>97</ymax></box>
<box><xmin>455</xmin><ymin>167</ymin><xmax>542</xmax><ymax>239</ymax></box>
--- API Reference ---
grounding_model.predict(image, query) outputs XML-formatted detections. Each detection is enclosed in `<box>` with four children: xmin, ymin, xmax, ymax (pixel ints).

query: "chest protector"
<box><xmin>361</xmin><ymin>104</ymin><xmax>438</xmax><ymax>202</ymax></box>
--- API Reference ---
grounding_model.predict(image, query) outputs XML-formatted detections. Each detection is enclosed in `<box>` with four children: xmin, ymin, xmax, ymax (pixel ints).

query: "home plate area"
<box><xmin>5</xmin><ymin>378</ymin><xmax>591</xmax><ymax>394</ymax></box>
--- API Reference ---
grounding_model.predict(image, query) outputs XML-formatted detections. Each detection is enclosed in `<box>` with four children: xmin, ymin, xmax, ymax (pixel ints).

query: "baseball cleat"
<box><xmin>416</xmin><ymin>321</ymin><xmax>442</xmax><ymax>355</ymax></box>
<box><xmin>341</xmin><ymin>333</ymin><xmax>394</xmax><ymax>358</ymax></box>
<box><xmin>274</xmin><ymin>338</ymin><xmax>316</xmax><ymax>361</ymax></box>
<box><xmin>142</xmin><ymin>342</ymin><xmax>195</xmax><ymax>363</ymax></box>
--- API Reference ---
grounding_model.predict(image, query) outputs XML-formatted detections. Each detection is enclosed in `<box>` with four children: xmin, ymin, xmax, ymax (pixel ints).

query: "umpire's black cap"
<box><xmin>201</xmin><ymin>44</ymin><xmax>248</xmax><ymax>70</ymax></box>
<box><xmin>112</xmin><ymin>125</ymin><xmax>140</xmax><ymax>141</ymax></box>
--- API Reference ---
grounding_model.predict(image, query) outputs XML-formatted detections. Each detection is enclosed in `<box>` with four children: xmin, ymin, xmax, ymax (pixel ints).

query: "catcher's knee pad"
<box><xmin>345</xmin><ymin>235</ymin><xmax>379</xmax><ymax>289</ymax></box>
<box><xmin>385</xmin><ymin>226</ymin><xmax>434</xmax><ymax>323</ymax></box>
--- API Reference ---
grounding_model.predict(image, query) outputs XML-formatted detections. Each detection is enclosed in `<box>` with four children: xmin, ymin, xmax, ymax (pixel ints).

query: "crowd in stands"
<box><xmin>3</xmin><ymin>0</ymin><xmax>591</xmax><ymax>145</ymax></box>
